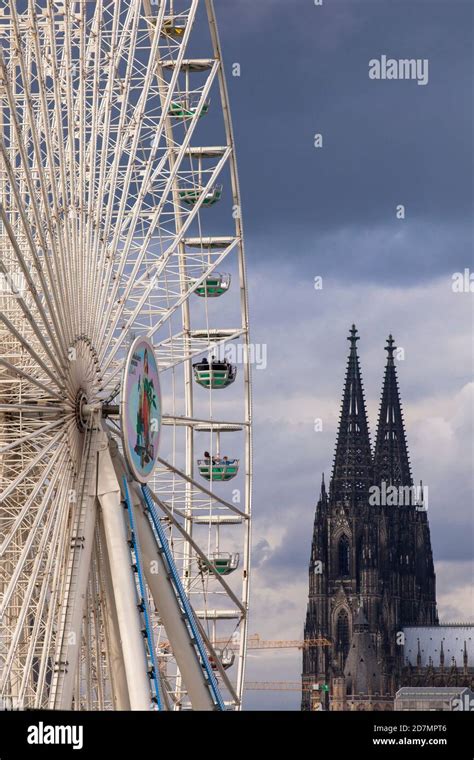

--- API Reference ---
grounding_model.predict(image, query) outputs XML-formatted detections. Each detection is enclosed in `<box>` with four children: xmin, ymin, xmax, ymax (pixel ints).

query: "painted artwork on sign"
<box><xmin>121</xmin><ymin>336</ymin><xmax>161</xmax><ymax>483</ymax></box>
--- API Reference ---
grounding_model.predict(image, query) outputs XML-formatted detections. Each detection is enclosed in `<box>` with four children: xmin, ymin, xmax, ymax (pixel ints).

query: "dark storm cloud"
<box><xmin>245</xmin><ymin>221</ymin><xmax>474</xmax><ymax>286</ymax></box>
<box><xmin>219</xmin><ymin>0</ymin><xmax>473</xmax><ymax>280</ymax></box>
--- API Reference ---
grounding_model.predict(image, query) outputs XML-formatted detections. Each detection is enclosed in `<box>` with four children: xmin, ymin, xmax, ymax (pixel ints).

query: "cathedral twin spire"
<box><xmin>330</xmin><ymin>325</ymin><xmax>412</xmax><ymax>505</ymax></box>
<box><xmin>331</xmin><ymin>326</ymin><xmax>373</xmax><ymax>505</ymax></box>
<box><xmin>374</xmin><ymin>335</ymin><xmax>412</xmax><ymax>488</ymax></box>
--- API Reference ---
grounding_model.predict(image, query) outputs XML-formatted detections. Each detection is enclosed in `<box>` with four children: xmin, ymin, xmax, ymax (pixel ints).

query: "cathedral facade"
<box><xmin>302</xmin><ymin>326</ymin><xmax>440</xmax><ymax>711</ymax></box>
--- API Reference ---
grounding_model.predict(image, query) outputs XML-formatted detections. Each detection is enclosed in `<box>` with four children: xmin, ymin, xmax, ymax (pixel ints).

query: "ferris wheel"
<box><xmin>0</xmin><ymin>0</ymin><xmax>252</xmax><ymax>711</ymax></box>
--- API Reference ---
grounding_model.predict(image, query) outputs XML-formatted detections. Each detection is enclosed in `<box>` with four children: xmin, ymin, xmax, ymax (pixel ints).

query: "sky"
<box><xmin>215</xmin><ymin>0</ymin><xmax>474</xmax><ymax>709</ymax></box>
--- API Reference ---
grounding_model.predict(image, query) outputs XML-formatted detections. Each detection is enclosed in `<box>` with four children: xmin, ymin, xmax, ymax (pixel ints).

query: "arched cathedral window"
<box><xmin>336</xmin><ymin>609</ymin><xmax>350</xmax><ymax>661</ymax></box>
<box><xmin>338</xmin><ymin>534</ymin><xmax>351</xmax><ymax>577</ymax></box>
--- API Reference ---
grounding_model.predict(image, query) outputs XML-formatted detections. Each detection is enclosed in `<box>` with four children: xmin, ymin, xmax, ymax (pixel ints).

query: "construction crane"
<box><xmin>159</xmin><ymin>633</ymin><xmax>331</xmax><ymax>652</ymax></box>
<box><xmin>216</xmin><ymin>634</ymin><xmax>331</xmax><ymax>650</ymax></box>
<box><xmin>245</xmin><ymin>681</ymin><xmax>313</xmax><ymax>691</ymax></box>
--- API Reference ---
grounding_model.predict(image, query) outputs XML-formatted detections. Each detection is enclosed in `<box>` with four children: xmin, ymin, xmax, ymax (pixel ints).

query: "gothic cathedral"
<box><xmin>302</xmin><ymin>326</ymin><xmax>438</xmax><ymax>710</ymax></box>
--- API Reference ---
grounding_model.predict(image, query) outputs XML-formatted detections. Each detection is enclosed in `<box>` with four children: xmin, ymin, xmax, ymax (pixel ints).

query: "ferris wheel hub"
<box><xmin>74</xmin><ymin>390</ymin><xmax>89</xmax><ymax>431</ymax></box>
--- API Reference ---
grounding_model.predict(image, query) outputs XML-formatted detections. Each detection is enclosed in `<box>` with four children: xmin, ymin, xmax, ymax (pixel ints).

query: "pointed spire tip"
<box><xmin>347</xmin><ymin>324</ymin><xmax>360</xmax><ymax>348</ymax></box>
<box><xmin>385</xmin><ymin>334</ymin><xmax>397</xmax><ymax>361</ymax></box>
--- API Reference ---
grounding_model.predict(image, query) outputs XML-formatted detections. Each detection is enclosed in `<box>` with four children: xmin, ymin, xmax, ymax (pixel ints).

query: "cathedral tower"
<box><xmin>302</xmin><ymin>327</ymin><xmax>438</xmax><ymax>710</ymax></box>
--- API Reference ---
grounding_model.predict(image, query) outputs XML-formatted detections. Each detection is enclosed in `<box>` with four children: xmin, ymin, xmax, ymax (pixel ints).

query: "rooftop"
<box><xmin>396</xmin><ymin>687</ymin><xmax>472</xmax><ymax>698</ymax></box>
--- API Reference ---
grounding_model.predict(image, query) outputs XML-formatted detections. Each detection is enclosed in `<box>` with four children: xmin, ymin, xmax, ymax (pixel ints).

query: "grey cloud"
<box><xmin>219</xmin><ymin>0</ymin><xmax>473</xmax><ymax>246</ymax></box>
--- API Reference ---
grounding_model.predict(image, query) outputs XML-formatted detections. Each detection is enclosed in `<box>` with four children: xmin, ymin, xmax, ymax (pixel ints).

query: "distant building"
<box><xmin>401</xmin><ymin>625</ymin><xmax>474</xmax><ymax>689</ymax></box>
<box><xmin>301</xmin><ymin>326</ymin><xmax>472</xmax><ymax>711</ymax></box>
<box><xmin>395</xmin><ymin>686</ymin><xmax>474</xmax><ymax>711</ymax></box>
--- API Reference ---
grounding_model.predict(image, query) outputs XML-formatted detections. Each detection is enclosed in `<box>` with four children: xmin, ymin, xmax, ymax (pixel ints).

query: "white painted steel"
<box><xmin>0</xmin><ymin>0</ymin><xmax>252</xmax><ymax>710</ymax></box>
<box><xmin>97</xmin><ymin>440</ymin><xmax>151</xmax><ymax>711</ymax></box>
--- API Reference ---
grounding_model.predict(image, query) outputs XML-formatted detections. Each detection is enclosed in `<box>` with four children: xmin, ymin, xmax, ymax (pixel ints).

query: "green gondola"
<box><xmin>193</xmin><ymin>363</ymin><xmax>236</xmax><ymax>389</ymax></box>
<box><xmin>169</xmin><ymin>100</ymin><xmax>210</xmax><ymax>119</ymax></box>
<box><xmin>179</xmin><ymin>185</ymin><xmax>222</xmax><ymax>207</ymax></box>
<box><xmin>192</xmin><ymin>273</ymin><xmax>231</xmax><ymax>298</ymax></box>
<box><xmin>197</xmin><ymin>459</ymin><xmax>239</xmax><ymax>482</ymax></box>
<box><xmin>197</xmin><ymin>552</ymin><xmax>240</xmax><ymax>576</ymax></box>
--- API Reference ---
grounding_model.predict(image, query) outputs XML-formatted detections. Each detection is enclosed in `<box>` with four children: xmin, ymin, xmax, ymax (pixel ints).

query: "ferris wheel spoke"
<box><xmin>0</xmin><ymin>360</ymin><xmax>64</xmax><ymax>403</ymax></box>
<box><xmin>0</xmin><ymin>419</ymin><xmax>64</xmax><ymax>457</ymax></box>
<box><xmin>0</xmin><ymin>294</ymin><xmax>64</xmax><ymax>391</ymax></box>
<box><xmin>0</xmin><ymin>207</ymin><xmax>65</xmax><ymax>363</ymax></box>
<box><xmin>109</xmin><ymin>255</ymin><xmax>235</xmax><ymax>345</ymax></box>
<box><xmin>93</xmin><ymin>14</ymin><xmax>164</xmax><ymax>251</ymax></box>
<box><xmin>152</xmin><ymin>327</ymin><xmax>246</xmax><ymax>374</ymax></box>
<box><xmin>89</xmin><ymin>9</ymin><xmax>143</xmax><ymax>283</ymax></box>
<box><xmin>83</xmin><ymin>0</ymin><xmax>123</xmax><ymax>333</ymax></box>
<box><xmin>45</xmin><ymin>30</ymin><xmax>83</xmax><ymax>341</ymax></box>
<box><xmin>0</xmin><ymin>80</ymin><xmax>71</xmax><ymax>352</ymax></box>
<box><xmin>0</xmin><ymin>473</ymin><xmax>70</xmax><ymax>694</ymax></box>
<box><xmin>21</xmin><ymin>15</ymin><xmax>77</xmax><ymax>342</ymax></box>
<box><xmin>0</xmin><ymin>451</ymin><xmax>68</xmax><ymax>619</ymax></box>
<box><xmin>0</xmin><ymin>443</ymin><xmax>66</xmax><ymax>557</ymax></box>
<box><xmin>67</xmin><ymin>3</ymin><xmax>86</xmax><ymax>338</ymax></box>
<box><xmin>17</xmin><ymin>476</ymin><xmax>71</xmax><ymax>703</ymax></box>
<box><xmin>98</xmin><ymin>139</ymin><xmax>229</xmax><ymax>366</ymax></box>
<box><xmin>0</xmin><ymin>468</ymin><xmax>67</xmax><ymax>618</ymax></box>
<box><xmin>88</xmin><ymin>6</ymin><xmax>193</xmax><ymax>324</ymax></box>
<box><xmin>98</xmin><ymin>48</ymin><xmax>218</xmax><ymax>296</ymax></box>
<box><xmin>33</xmin><ymin>490</ymin><xmax>72</xmax><ymax>709</ymax></box>
<box><xmin>0</xmin><ymin>429</ymin><xmax>64</xmax><ymax>503</ymax></box>
<box><xmin>81</xmin><ymin>1</ymin><xmax>105</xmax><ymax>335</ymax></box>
<box><xmin>157</xmin><ymin>327</ymin><xmax>246</xmax><ymax>363</ymax></box>
<box><xmin>0</xmin><ymin>404</ymin><xmax>65</xmax><ymax>414</ymax></box>
<box><xmin>0</xmin><ymin>314</ymin><xmax>65</xmax><ymax>392</ymax></box>
<box><xmin>0</xmin><ymin>301</ymin><xmax>65</xmax><ymax>390</ymax></box>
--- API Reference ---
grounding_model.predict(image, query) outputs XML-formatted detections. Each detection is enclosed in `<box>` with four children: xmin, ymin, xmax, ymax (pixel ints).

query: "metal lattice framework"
<box><xmin>0</xmin><ymin>0</ymin><xmax>252</xmax><ymax>710</ymax></box>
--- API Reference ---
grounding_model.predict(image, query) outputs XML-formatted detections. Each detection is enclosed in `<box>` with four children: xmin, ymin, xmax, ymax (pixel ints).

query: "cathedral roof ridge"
<box><xmin>437</xmin><ymin>621</ymin><xmax>474</xmax><ymax>627</ymax></box>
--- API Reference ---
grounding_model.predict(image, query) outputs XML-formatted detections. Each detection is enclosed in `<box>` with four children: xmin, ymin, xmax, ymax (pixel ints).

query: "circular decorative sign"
<box><xmin>121</xmin><ymin>336</ymin><xmax>162</xmax><ymax>483</ymax></box>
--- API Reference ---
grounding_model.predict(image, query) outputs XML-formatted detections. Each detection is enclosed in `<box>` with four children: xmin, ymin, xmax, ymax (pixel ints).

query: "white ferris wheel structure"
<box><xmin>0</xmin><ymin>0</ymin><xmax>252</xmax><ymax>711</ymax></box>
